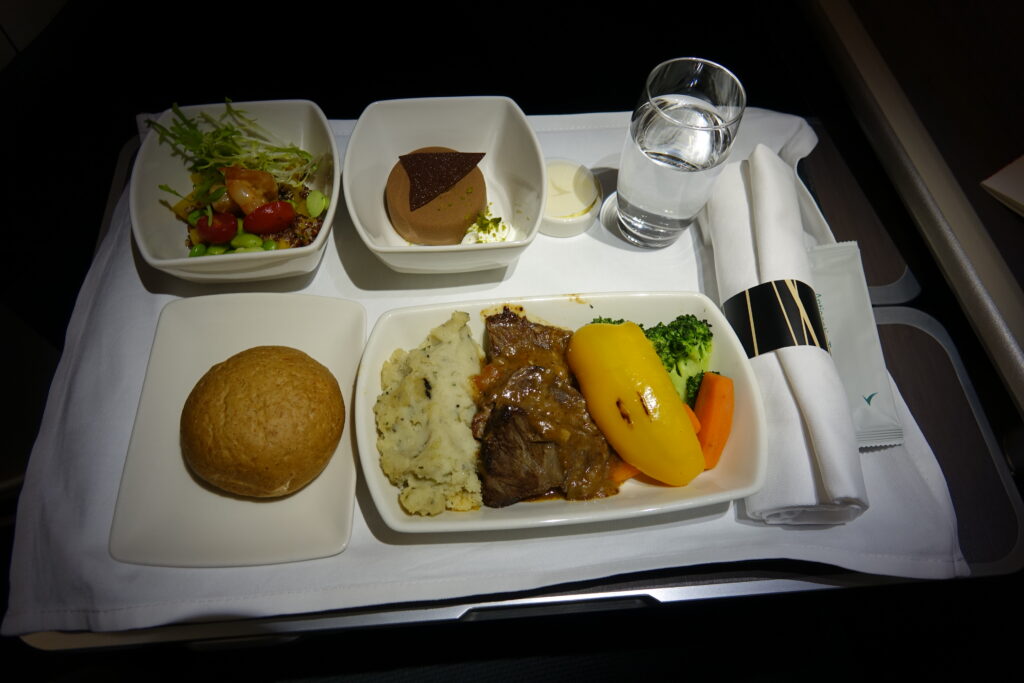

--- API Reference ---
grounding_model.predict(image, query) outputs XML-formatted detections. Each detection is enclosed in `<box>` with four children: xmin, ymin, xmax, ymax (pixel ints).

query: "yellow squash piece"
<box><xmin>567</xmin><ymin>322</ymin><xmax>704</xmax><ymax>486</ymax></box>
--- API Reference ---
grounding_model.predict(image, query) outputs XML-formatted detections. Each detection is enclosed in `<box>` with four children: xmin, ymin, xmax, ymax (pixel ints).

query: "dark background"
<box><xmin>1</xmin><ymin>1</ymin><xmax>1021</xmax><ymax>679</ymax></box>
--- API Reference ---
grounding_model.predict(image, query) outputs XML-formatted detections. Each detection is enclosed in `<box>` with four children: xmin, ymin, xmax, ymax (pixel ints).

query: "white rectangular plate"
<box><xmin>355</xmin><ymin>291</ymin><xmax>766</xmax><ymax>533</ymax></box>
<box><xmin>110</xmin><ymin>293</ymin><xmax>364</xmax><ymax>567</ymax></box>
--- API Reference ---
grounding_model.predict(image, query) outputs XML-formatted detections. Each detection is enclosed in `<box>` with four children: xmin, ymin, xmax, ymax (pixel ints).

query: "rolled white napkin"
<box><xmin>706</xmin><ymin>144</ymin><xmax>868</xmax><ymax>524</ymax></box>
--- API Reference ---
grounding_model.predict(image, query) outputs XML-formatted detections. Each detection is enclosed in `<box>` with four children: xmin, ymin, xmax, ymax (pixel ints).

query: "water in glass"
<box><xmin>617</xmin><ymin>94</ymin><xmax>734</xmax><ymax>247</ymax></box>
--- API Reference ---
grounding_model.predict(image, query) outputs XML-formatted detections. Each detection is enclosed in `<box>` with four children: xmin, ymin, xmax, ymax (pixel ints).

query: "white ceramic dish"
<box><xmin>129</xmin><ymin>100</ymin><xmax>340</xmax><ymax>283</ymax></box>
<box><xmin>110</xmin><ymin>293</ymin><xmax>364</xmax><ymax>567</ymax></box>
<box><xmin>355</xmin><ymin>291</ymin><xmax>766</xmax><ymax>533</ymax></box>
<box><xmin>343</xmin><ymin>96</ymin><xmax>545</xmax><ymax>274</ymax></box>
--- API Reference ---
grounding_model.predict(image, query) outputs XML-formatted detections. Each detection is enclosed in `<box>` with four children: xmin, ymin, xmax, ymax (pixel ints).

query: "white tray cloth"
<box><xmin>2</xmin><ymin>110</ymin><xmax>967</xmax><ymax>635</ymax></box>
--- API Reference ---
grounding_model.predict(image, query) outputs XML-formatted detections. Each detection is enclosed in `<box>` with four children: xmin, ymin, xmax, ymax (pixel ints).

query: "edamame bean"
<box><xmin>231</xmin><ymin>232</ymin><xmax>263</xmax><ymax>249</ymax></box>
<box><xmin>306</xmin><ymin>190</ymin><xmax>327</xmax><ymax>218</ymax></box>
<box><xmin>206</xmin><ymin>244</ymin><xmax>229</xmax><ymax>255</ymax></box>
<box><xmin>262</xmin><ymin>240</ymin><xmax>278</xmax><ymax>250</ymax></box>
<box><xmin>231</xmin><ymin>246</ymin><xmax>264</xmax><ymax>253</ymax></box>
<box><xmin>188</xmin><ymin>243</ymin><xmax>207</xmax><ymax>257</ymax></box>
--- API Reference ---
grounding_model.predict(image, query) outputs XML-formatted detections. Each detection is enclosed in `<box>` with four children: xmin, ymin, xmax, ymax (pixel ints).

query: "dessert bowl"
<box><xmin>129</xmin><ymin>99</ymin><xmax>340</xmax><ymax>283</ymax></box>
<box><xmin>343</xmin><ymin>96</ymin><xmax>546</xmax><ymax>274</ymax></box>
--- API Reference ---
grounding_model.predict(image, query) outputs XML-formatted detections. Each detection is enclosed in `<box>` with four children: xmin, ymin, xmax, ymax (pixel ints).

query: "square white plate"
<box><xmin>355</xmin><ymin>292</ymin><xmax>766</xmax><ymax>533</ymax></box>
<box><xmin>110</xmin><ymin>294</ymin><xmax>364</xmax><ymax>567</ymax></box>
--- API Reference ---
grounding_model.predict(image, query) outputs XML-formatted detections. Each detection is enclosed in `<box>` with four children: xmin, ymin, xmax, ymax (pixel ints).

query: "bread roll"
<box><xmin>180</xmin><ymin>346</ymin><xmax>345</xmax><ymax>498</ymax></box>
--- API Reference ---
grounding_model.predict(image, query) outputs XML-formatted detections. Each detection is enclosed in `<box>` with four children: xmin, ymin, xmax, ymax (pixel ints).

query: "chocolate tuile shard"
<box><xmin>400</xmin><ymin>152</ymin><xmax>485</xmax><ymax>211</ymax></box>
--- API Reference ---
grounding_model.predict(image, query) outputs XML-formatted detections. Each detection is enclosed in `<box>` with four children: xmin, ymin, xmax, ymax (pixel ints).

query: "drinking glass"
<box><xmin>616</xmin><ymin>57</ymin><xmax>746</xmax><ymax>248</ymax></box>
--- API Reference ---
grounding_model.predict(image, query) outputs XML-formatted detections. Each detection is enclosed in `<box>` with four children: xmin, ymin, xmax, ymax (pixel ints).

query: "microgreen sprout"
<box><xmin>147</xmin><ymin>100</ymin><xmax>320</xmax><ymax>198</ymax></box>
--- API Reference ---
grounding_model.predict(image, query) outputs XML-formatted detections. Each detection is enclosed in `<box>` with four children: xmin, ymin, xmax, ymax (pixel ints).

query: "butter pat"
<box><xmin>541</xmin><ymin>159</ymin><xmax>601</xmax><ymax>237</ymax></box>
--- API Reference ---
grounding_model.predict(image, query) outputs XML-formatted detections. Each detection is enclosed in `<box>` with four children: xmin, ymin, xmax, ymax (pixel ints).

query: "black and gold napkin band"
<box><xmin>722</xmin><ymin>279</ymin><xmax>829</xmax><ymax>359</ymax></box>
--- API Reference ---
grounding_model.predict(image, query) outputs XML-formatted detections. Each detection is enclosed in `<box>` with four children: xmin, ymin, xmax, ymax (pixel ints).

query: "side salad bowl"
<box><xmin>129</xmin><ymin>99</ymin><xmax>340</xmax><ymax>283</ymax></box>
<box><xmin>343</xmin><ymin>96</ymin><xmax>546</xmax><ymax>274</ymax></box>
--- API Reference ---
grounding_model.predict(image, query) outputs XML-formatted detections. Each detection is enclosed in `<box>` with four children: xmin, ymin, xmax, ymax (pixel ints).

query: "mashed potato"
<box><xmin>374</xmin><ymin>311</ymin><xmax>484</xmax><ymax>515</ymax></box>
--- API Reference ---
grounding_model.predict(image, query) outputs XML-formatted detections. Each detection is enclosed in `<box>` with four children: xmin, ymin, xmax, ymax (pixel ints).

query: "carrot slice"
<box><xmin>609</xmin><ymin>457</ymin><xmax>641</xmax><ymax>485</ymax></box>
<box><xmin>693</xmin><ymin>373</ymin><xmax>734</xmax><ymax>470</ymax></box>
<box><xmin>683</xmin><ymin>403</ymin><xmax>702</xmax><ymax>434</ymax></box>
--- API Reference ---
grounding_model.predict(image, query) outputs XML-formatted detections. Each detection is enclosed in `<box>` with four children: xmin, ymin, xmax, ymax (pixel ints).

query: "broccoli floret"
<box><xmin>642</xmin><ymin>315</ymin><xmax>713</xmax><ymax>407</ymax></box>
<box><xmin>591</xmin><ymin>316</ymin><xmax>626</xmax><ymax>325</ymax></box>
<box><xmin>684</xmin><ymin>371</ymin><xmax>705</xmax><ymax>407</ymax></box>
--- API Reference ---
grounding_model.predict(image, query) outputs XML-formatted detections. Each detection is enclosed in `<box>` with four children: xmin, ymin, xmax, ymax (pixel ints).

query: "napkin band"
<box><xmin>722</xmin><ymin>279</ymin><xmax>828</xmax><ymax>359</ymax></box>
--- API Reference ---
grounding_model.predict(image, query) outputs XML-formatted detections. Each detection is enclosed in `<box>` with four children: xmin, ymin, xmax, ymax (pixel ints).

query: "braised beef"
<box><xmin>478</xmin><ymin>405</ymin><xmax>564</xmax><ymax>507</ymax></box>
<box><xmin>484</xmin><ymin>307</ymin><xmax>573</xmax><ymax>369</ymax></box>
<box><xmin>474</xmin><ymin>307</ymin><xmax>621</xmax><ymax>506</ymax></box>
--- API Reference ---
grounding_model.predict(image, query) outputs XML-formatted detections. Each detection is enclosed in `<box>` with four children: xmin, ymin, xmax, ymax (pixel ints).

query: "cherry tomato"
<box><xmin>195</xmin><ymin>211</ymin><xmax>237</xmax><ymax>244</ymax></box>
<box><xmin>243</xmin><ymin>201</ymin><xmax>296</xmax><ymax>235</ymax></box>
